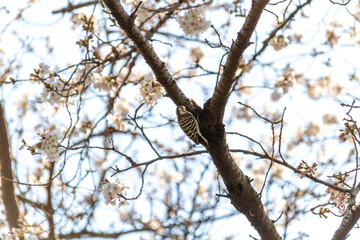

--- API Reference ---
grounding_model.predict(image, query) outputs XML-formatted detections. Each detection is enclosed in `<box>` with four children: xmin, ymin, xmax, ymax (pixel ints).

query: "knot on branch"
<box><xmin>199</xmin><ymin>107</ymin><xmax>225</xmax><ymax>147</ymax></box>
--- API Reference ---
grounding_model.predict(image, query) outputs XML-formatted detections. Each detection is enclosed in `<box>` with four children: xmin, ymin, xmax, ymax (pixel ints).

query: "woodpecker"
<box><xmin>176</xmin><ymin>105</ymin><xmax>208</xmax><ymax>145</ymax></box>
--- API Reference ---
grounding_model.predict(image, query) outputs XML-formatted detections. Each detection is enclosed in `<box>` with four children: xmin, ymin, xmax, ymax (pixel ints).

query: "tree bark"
<box><xmin>332</xmin><ymin>205</ymin><xmax>360</xmax><ymax>240</ymax></box>
<box><xmin>205</xmin><ymin>121</ymin><xmax>281</xmax><ymax>239</ymax></box>
<box><xmin>0</xmin><ymin>102</ymin><xmax>20</xmax><ymax>229</ymax></box>
<box><xmin>207</xmin><ymin>0</ymin><xmax>270</xmax><ymax>122</ymax></box>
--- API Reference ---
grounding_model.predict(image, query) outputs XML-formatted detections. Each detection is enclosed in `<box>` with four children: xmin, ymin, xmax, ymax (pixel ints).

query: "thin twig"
<box><xmin>112</xmin><ymin>150</ymin><xmax>207</xmax><ymax>173</ymax></box>
<box><xmin>52</xmin><ymin>0</ymin><xmax>98</xmax><ymax>14</ymax></box>
<box><xmin>129</xmin><ymin>103</ymin><xmax>161</xmax><ymax>157</ymax></box>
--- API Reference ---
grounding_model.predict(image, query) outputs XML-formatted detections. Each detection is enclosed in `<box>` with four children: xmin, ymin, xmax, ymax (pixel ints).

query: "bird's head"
<box><xmin>176</xmin><ymin>105</ymin><xmax>187</xmax><ymax>116</ymax></box>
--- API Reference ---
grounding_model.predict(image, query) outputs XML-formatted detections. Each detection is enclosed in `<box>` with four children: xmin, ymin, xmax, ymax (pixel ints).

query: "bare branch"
<box><xmin>52</xmin><ymin>0</ymin><xmax>99</xmax><ymax>14</ymax></box>
<box><xmin>128</xmin><ymin>103</ymin><xmax>161</xmax><ymax>157</ymax></box>
<box><xmin>206</xmin><ymin>0</ymin><xmax>271</xmax><ymax>122</ymax></box>
<box><xmin>230</xmin><ymin>148</ymin><xmax>350</xmax><ymax>193</ymax></box>
<box><xmin>328</xmin><ymin>0</ymin><xmax>351</xmax><ymax>6</ymax></box>
<box><xmin>251</xmin><ymin>0</ymin><xmax>313</xmax><ymax>62</ymax></box>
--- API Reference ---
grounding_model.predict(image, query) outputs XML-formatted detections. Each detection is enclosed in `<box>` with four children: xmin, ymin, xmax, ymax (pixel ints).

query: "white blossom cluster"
<box><xmin>89</xmin><ymin>72</ymin><xmax>117</xmax><ymax>93</ymax></box>
<box><xmin>101</xmin><ymin>178</ymin><xmax>128</xmax><ymax>207</ymax></box>
<box><xmin>38</xmin><ymin>63</ymin><xmax>50</xmax><ymax>79</ymax></box>
<box><xmin>37</xmin><ymin>129</ymin><xmax>60</xmax><ymax>162</ymax></box>
<box><xmin>146</xmin><ymin>218</ymin><xmax>164</xmax><ymax>234</ymax></box>
<box><xmin>177</xmin><ymin>6</ymin><xmax>210</xmax><ymax>37</ymax></box>
<box><xmin>15</xmin><ymin>92</ymin><xmax>29</xmax><ymax>117</ymax></box>
<box><xmin>106</xmin><ymin>97</ymin><xmax>132</xmax><ymax>131</ymax></box>
<box><xmin>138</xmin><ymin>74</ymin><xmax>165</xmax><ymax>106</ymax></box>
<box><xmin>134</xmin><ymin>1</ymin><xmax>155</xmax><ymax>24</ymax></box>
<box><xmin>304</xmin><ymin>122</ymin><xmax>320</xmax><ymax>137</ymax></box>
<box><xmin>269</xmin><ymin>35</ymin><xmax>289</xmax><ymax>51</ymax></box>
<box><xmin>70</xmin><ymin>12</ymin><xmax>98</xmax><ymax>32</ymax></box>
<box><xmin>122</xmin><ymin>0</ymin><xmax>155</xmax><ymax>25</ymax></box>
<box><xmin>275</xmin><ymin>68</ymin><xmax>304</xmax><ymax>94</ymax></box>
<box><xmin>326</xmin><ymin>186</ymin><xmax>348</xmax><ymax>215</ymax></box>
<box><xmin>156</xmin><ymin>168</ymin><xmax>184</xmax><ymax>185</ymax></box>
<box><xmin>41</xmin><ymin>82</ymin><xmax>64</xmax><ymax>104</ymax></box>
<box><xmin>232</xmin><ymin>105</ymin><xmax>253</xmax><ymax>122</ymax></box>
<box><xmin>197</xmin><ymin>182</ymin><xmax>211</xmax><ymax>203</ymax></box>
<box><xmin>32</xmin><ymin>63</ymin><xmax>65</xmax><ymax>104</ymax></box>
<box><xmin>306</xmin><ymin>76</ymin><xmax>343</xmax><ymax>99</ymax></box>
<box><xmin>326</xmin><ymin>29</ymin><xmax>340</xmax><ymax>47</ymax></box>
<box><xmin>189</xmin><ymin>46</ymin><xmax>204</xmax><ymax>62</ymax></box>
<box><xmin>33</xmin><ymin>63</ymin><xmax>98</xmax><ymax>107</ymax></box>
<box><xmin>1</xmin><ymin>228</ymin><xmax>38</xmax><ymax>240</ymax></box>
<box><xmin>238</xmin><ymin>59</ymin><xmax>254</xmax><ymax>74</ymax></box>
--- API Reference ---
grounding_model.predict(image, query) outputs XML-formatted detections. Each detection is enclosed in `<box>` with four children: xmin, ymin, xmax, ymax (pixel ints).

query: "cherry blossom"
<box><xmin>37</xmin><ymin>129</ymin><xmax>60</xmax><ymax>162</ymax></box>
<box><xmin>101</xmin><ymin>178</ymin><xmax>129</xmax><ymax>207</ymax></box>
<box><xmin>177</xmin><ymin>6</ymin><xmax>210</xmax><ymax>37</ymax></box>
<box><xmin>137</xmin><ymin>74</ymin><xmax>165</xmax><ymax>106</ymax></box>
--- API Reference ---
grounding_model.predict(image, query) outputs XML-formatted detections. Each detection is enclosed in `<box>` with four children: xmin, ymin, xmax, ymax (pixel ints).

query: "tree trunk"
<box><xmin>0</xmin><ymin>103</ymin><xmax>20</xmax><ymax>229</ymax></box>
